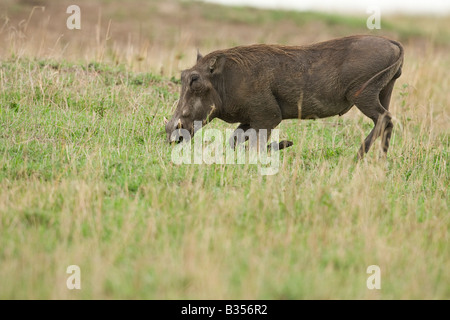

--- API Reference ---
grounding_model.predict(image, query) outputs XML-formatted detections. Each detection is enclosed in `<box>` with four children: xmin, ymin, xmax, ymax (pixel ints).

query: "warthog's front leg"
<box><xmin>268</xmin><ymin>140</ymin><xmax>293</xmax><ymax>151</ymax></box>
<box><xmin>259</xmin><ymin>129</ymin><xmax>293</xmax><ymax>151</ymax></box>
<box><xmin>229</xmin><ymin>123</ymin><xmax>293</xmax><ymax>151</ymax></box>
<box><xmin>229</xmin><ymin>123</ymin><xmax>252</xmax><ymax>149</ymax></box>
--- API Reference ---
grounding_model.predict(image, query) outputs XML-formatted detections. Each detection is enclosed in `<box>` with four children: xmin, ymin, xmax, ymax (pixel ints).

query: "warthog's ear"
<box><xmin>208</xmin><ymin>54</ymin><xmax>225</xmax><ymax>75</ymax></box>
<box><xmin>197</xmin><ymin>49</ymin><xmax>203</xmax><ymax>62</ymax></box>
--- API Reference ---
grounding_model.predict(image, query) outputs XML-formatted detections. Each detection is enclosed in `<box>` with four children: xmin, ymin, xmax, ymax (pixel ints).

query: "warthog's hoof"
<box><xmin>268</xmin><ymin>140</ymin><xmax>293</xmax><ymax>151</ymax></box>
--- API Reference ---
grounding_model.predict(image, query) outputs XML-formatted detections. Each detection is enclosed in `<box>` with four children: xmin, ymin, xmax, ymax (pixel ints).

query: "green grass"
<box><xmin>0</xmin><ymin>56</ymin><xmax>448</xmax><ymax>299</ymax></box>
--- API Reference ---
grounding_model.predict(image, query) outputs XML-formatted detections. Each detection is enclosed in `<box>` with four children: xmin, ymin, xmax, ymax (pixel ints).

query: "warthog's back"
<box><xmin>201</xmin><ymin>35</ymin><xmax>403</xmax><ymax>120</ymax></box>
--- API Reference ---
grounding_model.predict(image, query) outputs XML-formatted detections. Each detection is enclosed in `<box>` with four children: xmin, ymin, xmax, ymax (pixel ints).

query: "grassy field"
<box><xmin>0</xmin><ymin>0</ymin><xmax>448</xmax><ymax>299</ymax></box>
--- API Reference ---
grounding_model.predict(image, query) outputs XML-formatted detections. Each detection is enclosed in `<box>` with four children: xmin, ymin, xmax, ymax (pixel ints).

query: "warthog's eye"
<box><xmin>190</xmin><ymin>74</ymin><xmax>200</xmax><ymax>86</ymax></box>
<box><xmin>190</xmin><ymin>74</ymin><xmax>203</xmax><ymax>91</ymax></box>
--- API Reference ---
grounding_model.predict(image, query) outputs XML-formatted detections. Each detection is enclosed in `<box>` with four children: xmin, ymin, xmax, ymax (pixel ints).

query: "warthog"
<box><xmin>165</xmin><ymin>35</ymin><xmax>404</xmax><ymax>159</ymax></box>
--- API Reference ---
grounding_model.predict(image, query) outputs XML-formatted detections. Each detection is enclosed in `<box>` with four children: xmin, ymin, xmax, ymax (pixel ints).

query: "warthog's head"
<box><xmin>165</xmin><ymin>52</ymin><xmax>223</xmax><ymax>143</ymax></box>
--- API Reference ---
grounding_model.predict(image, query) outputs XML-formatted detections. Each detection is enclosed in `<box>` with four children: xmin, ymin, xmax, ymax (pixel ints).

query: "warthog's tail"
<box><xmin>354</xmin><ymin>40</ymin><xmax>404</xmax><ymax>98</ymax></box>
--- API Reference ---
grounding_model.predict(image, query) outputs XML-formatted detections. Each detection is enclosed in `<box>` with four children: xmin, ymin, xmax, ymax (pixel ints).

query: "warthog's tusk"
<box><xmin>203</xmin><ymin>105</ymin><xmax>216</xmax><ymax>125</ymax></box>
<box><xmin>177</xmin><ymin>119</ymin><xmax>182</xmax><ymax>129</ymax></box>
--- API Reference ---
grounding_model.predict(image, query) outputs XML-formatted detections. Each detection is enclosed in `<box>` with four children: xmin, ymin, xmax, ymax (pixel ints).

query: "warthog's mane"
<box><xmin>206</xmin><ymin>44</ymin><xmax>302</xmax><ymax>68</ymax></box>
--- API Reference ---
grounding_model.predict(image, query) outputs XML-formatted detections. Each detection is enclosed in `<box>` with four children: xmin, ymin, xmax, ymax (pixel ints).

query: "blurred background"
<box><xmin>206</xmin><ymin>0</ymin><xmax>450</xmax><ymax>15</ymax></box>
<box><xmin>1</xmin><ymin>0</ymin><xmax>449</xmax><ymax>76</ymax></box>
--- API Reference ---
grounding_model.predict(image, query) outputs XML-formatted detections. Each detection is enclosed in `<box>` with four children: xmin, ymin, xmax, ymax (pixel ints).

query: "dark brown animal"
<box><xmin>165</xmin><ymin>35</ymin><xmax>404</xmax><ymax>159</ymax></box>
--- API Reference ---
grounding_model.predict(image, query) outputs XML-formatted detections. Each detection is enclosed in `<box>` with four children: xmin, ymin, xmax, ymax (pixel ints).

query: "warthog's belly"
<box><xmin>286</xmin><ymin>95</ymin><xmax>353</xmax><ymax>120</ymax></box>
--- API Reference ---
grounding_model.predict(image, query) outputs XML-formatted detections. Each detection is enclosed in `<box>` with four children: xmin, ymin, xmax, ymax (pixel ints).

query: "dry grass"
<box><xmin>0</xmin><ymin>0</ymin><xmax>448</xmax><ymax>299</ymax></box>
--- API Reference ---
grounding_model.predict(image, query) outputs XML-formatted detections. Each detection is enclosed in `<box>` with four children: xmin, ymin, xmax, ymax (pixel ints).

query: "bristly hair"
<box><xmin>203</xmin><ymin>44</ymin><xmax>301</xmax><ymax>68</ymax></box>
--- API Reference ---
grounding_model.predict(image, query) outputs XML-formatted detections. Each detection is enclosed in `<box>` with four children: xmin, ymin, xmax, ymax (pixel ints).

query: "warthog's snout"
<box><xmin>165</xmin><ymin>117</ymin><xmax>193</xmax><ymax>144</ymax></box>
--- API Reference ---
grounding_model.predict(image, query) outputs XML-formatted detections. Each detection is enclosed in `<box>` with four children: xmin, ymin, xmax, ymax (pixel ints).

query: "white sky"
<box><xmin>204</xmin><ymin>0</ymin><xmax>450</xmax><ymax>15</ymax></box>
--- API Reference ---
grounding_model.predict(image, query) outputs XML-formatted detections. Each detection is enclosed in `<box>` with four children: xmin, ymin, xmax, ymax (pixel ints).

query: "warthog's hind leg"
<box><xmin>354</xmin><ymin>99</ymin><xmax>393</xmax><ymax>160</ymax></box>
<box><xmin>356</xmin><ymin>111</ymin><xmax>392</xmax><ymax>160</ymax></box>
<box><xmin>352</xmin><ymin>76</ymin><xmax>397</xmax><ymax>160</ymax></box>
<box><xmin>377</xmin><ymin>78</ymin><xmax>396</xmax><ymax>155</ymax></box>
